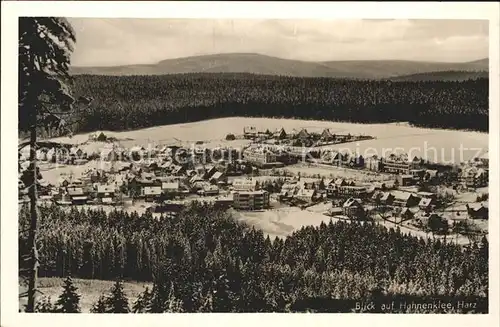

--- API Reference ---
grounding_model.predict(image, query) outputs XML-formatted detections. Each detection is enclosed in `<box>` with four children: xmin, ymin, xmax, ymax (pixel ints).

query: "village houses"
<box><xmin>460</xmin><ymin>166</ymin><xmax>488</xmax><ymax>189</ymax></box>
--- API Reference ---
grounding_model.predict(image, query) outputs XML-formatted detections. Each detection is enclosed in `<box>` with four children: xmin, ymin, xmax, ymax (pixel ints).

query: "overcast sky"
<box><xmin>68</xmin><ymin>18</ymin><xmax>489</xmax><ymax>67</ymax></box>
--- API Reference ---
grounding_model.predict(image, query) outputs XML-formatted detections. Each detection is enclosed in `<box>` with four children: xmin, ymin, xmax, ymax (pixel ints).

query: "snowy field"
<box><xmin>35</xmin><ymin>117</ymin><xmax>488</xmax><ymax>164</ymax></box>
<box><xmin>19</xmin><ymin>277</ymin><xmax>150</xmax><ymax>313</ymax></box>
<box><xmin>283</xmin><ymin>163</ymin><xmax>394</xmax><ymax>182</ymax></box>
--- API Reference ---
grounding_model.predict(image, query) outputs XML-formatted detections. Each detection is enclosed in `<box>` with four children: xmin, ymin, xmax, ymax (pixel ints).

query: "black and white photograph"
<box><xmin>1</xmin><ymin>1</ymin><xmax>499</xmax><ymax>325</ymax></box>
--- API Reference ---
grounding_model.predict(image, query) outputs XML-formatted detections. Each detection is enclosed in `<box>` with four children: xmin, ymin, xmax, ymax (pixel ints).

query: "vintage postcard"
<box><xmin>1</xmin><ymin>1</ymin><xmax>499</xmax><ymax>327</ymax></box>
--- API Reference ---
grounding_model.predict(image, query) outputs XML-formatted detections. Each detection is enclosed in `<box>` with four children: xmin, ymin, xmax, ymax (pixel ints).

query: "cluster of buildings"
<box><xmin>242</xmin><ymin>126</ymin><xmax>372</xmax><ymax>145</ymax></box>
<box><xmin>320</xmin><ymin>150</ymin><xmax>366</xmax><ymax>168</ymax></box>
<box><xmin>323</xmin><ymin>151</ymin><xmax>426</xmax><ymax>175</ymax></box>
<box><xmin>459</xmin><ymin>154</ymin><xmax>488</xmax><ymax>189</ymax></box>
<box><xmin>321</xmin><ymin>151</ymin><xmax>489</xmax><ymax>190</ymax></box>
<box><xmin>19</xmin><ymin>145</ymin><xmax>90</xmax><ymax>166</ymax></box>
<box><xmin>93</xmin><ymin>143</ymin><xmax>480</xmax><ymax>195</ymax></box>
<box><xmin>19</xmin><ymin>126</ymin><xmax>489</xmax><ymax>227</ymax></box>
<box><xmin>459</xmin><ymin>166</ymin><xmax>488</xmax><ymax>189</ymax></box>
<box><xmin>270</xmin><ymin>174</ymin><xmax>489</xmax><ymax>223</ymax></box>
<box><xmin>325</xmin><ymin>178</ymin><xmax>372</xmax><ymax>198</ymax></box>
<box><xmin>18</xmin><ymin>171</ymin><xmax>122</xmax><ymax>206</ymax></box>
<box><xmin>18</xmin><ymin>140</ymin><xmax>279</xmax><ymax>212</ymax></box>
<box><xmin>329</xmin><ymin>188</ymin><xmax>489</xmax><ymax>223</ymax></box>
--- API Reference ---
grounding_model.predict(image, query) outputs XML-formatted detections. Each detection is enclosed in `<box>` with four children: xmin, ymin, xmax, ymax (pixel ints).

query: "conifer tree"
<box><xmin>54</xmin><ymin>276</ymin><xmax>81</xmax><ymax>313</ymax></box>
<box><xmin>35</xmin><ymin>296</ymin><xmax>56</xmax><ymax>313</ymax></box>
<box><xmin>146</xmin><ymin>284</ymin><xmax>166</xmax><ymax>313</ymax></box>
<box><xmin>18</xmin><ymin>201</ymin><xmax>490</xmax><ymax>313</ymax></box>
<box><xmin>131</xmin><ymin>290</ymin><xmax>145</xmax><ymax>313</ymax></box>
<box><xmin>196</xmin><ymin>288</ymin><xmax>214</xmax><ymax>312</ymax></box>
<box><xmin>165</xmin><ymin>283</ymin><xmax>184</xmax><ymax>313</ymax></box>
<box><xmin>132</xmin><ymin>286</ymin><xmax>152</xmax><ymax>313</ymax></box>
<box><xmin>105</xmin><ymin>280</ymin><xmax>130</xmax><ymax>313</ymax></box>
<box><xmin>318</xmin><ymin>178</ymin><xmax>326</xmax><ymax>190</ymax></box>
<box><xmin>19</xmin><ymin>17</ymin><xmax>77</xmax><ymax>312</ymax></box>
<box><xmin>90</xmin><ymin>295</ymin><xmax>107</xmax><ymax>313</ymax></box>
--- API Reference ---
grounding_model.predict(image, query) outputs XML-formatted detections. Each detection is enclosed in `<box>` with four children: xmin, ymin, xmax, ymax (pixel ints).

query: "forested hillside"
<box><xmin>19</xmin><ymin>204</ymin><xmax>488</xmax><ymax>313</ymax></box>
<box><xmin>70</xmin><ymin>53</ymin><xmax>489</xmax><ymax>78</ymax></box>
<box><xmin>69</xmin><ymin>73</ymin><xmax>489</xmax><ymax>133</ymax></box>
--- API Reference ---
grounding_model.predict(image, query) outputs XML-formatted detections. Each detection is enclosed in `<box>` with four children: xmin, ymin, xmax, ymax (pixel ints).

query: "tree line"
<box><xmin>67</xmin><ymin>73</ymin><xmax>488</xmax><ymax>133</ymax></box>
<box><xmin>19</xmin><ymin>203</ymin><xmax>488</xmax><ymax>313</ymax></box>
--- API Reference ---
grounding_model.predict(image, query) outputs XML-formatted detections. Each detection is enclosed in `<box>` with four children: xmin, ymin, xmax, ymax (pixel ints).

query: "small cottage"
<box><xmin>58</xmin><ymin>177</ymin><xmax>70</xmax><ymax>188</ymax></box>
<box><xmin>274</xmin><ymin>128</ymin><xmax>287</xmax><ymax>140</ymax></box>
<box><xmin>466</xmin><ymin>203</ymin><xmax>489</xmax><ymax>220</ymax></box>
<box><xmin>189</xmin><ymin>175</ymin><xmax>205</xmax><ymax>186</ymax></box>
<box><xmin>69</xmin><ymin>147</ymin><xmax>85</xmax><ymax>158</ymax></box>
<box><xmin>294</xmin><ymin>188</ymin><xmax>317</xmax><ymax>203</ymax></box>
<box><xmin>100</xmin><ymin>148</ymin><xmax>118</xmax><ymax>162</ymax></box>
<box><xmin>243</xmin><ymin>126</ymin><xmax>258</xmax><ymax>139</ymax></box>
<box><xmin>320</xmin><ymin>128</ymin><xmax>334</xmax><ymax>141</ymax></box>
<box><xmin>393</xmin><ymin>192</ymin><xmax>420</xmax><ymax>207</ymax></box>
<box><xmin>418</xmin><ymin>197</ymin><xmax>435</xmax><ymax>211</ymax></box>
<box><xmin>67</xmin><ymin>187</ymin><xmax>88</xmax><ymax>205</ymax></box>
<box><xmin>198</xmin><ymin>184</ymin><xmax>219</xmax><ymax>196</ymax></box>
<box><xmin>162</xmin><ymin>182</ymin><xmax>180</xmax><ymax>195</ymax></box>
<box><xmin>203</xmin><ymin>165</ymin><xmax>218</xmax><ymax>180</ymax></box>
<box><xmin>280</xmin><ymin>182</ymin><xmax>299</xmax><ymax>200</ymax></box>
<box><xmin>97</xmin><ymin>184</ymin><xmax>116</xmax><ymax>198</ymax></box>
<box><xmin>144</xmin><ymin>186</ymin><xmax>162</xmax><ymax>202</ymax></box>
<box><xmin>210</xmin><ymin>171</ymin><xmax>227</xmax><ymax>184</ymax></box>
<box><xmin>172</xmin><ymin>165</ymin><xmax>186</xmax><ymax>176</ymax></box>
<box><xmin>400</xmin><ymin>207</ymin><xmax>416</xmax><ymax>221</ymax></box>
<box><xmin>397</xmin><ymin>174</ymin><xmax>415</xmax><ymax>186</ymax></box>
<box><xmin>297</xmin><ymin>129</ymin><xmax>310</xmax><ymax>140</ymax></box>
<box><xmin>342</xmin><ymin>198</ymin><xmax>365</xmax><ymax>220</ymax></box>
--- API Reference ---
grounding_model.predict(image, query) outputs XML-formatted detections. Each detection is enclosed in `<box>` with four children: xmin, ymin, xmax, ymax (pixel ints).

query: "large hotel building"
<box><xmin>232</xmin><ymin>190</ymin><xmax>270</xmax><ymax>210</ymax></box>
<box><xmin>382</xmin><ymin>154</ymin><xmax>421</xmax><ymax>174</ymax></box>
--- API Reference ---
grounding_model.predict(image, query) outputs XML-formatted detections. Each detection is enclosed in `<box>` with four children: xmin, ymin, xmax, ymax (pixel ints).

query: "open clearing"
<box><xmin>19</xmin><ymin>277</ymin><xmax>151</xmax><ymax>312</ymax></box>
<box><xmin>283</xmin><ymin>163</ymin><xmax>394</xmax><ymax>182</ymax></box>
<box><xmin>233</xmin><ymin>201</ymin><xmax>476</xmax><ymax>245</ymax></box>
<box><xmin>42</xmin><ymin>117</ymin><xmax>488</xmax><ymax>164</ymax></box>
<box><xmin>231</xmin><ymin>204</ymin><xmax>333</xmax><ymax>239</ymax></box>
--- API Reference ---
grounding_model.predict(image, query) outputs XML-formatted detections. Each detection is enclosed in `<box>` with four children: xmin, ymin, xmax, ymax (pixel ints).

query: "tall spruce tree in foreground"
<box><xmin>55</xmin><ymin>276</ymin><xmax>81</xmax><ymax>313</ymax></box>
<box><xmin>18</xmin><ymin>17</ymin><xmax>76</xmax><ymax>312</ymax></box>
<box><xmin>105</xmin><ymin>280</ymin><xmax>130</xmax><ymax>313</ymax></box>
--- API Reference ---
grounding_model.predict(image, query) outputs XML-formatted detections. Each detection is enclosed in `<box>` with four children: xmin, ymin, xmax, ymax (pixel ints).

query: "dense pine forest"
<box><xmin>19</xmin><ymin>204</ymin><xmax>488</xmax><ymax>313</ymax></box>
<box><xmin>69</xmin><ymin>74</ymin><xmax>489</xmax><ymax>133</ymax></box>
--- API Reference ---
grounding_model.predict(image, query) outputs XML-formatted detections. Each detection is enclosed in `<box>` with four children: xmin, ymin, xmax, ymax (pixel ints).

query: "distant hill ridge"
<box><xmin>70</xmin><ymin>53</ymin><xmax>489</xmax><ymax>80</ymax></box>
<box><xmin>389</xmin><ymin>70</ymin><xmax>489</xmax><ymax>82</ymax></box>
